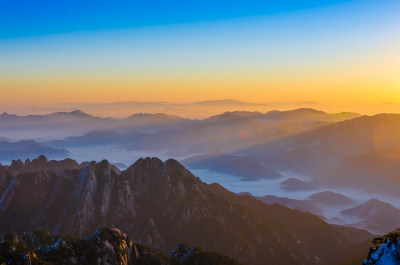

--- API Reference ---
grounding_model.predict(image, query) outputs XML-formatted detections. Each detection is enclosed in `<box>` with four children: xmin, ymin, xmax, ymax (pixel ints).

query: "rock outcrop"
<box><xmin>363</xmin><ymin>228</ymin><xmax>400</xmax><ymax>265</ymax></box>
<box><xmin>0</xmin><ymin>156</ymin><xmax>372</xmax><ymax>265</ymax></box>
<box><xmin>0</xmin><ymin>227</ymin><xmax>243</xmax><ymax>265</ymax></box>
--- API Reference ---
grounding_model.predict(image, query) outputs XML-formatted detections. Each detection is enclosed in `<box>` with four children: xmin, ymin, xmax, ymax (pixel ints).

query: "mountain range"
<box><xmin>182</xmin><ymin>151</ymin><xmax>280</xmax><ymax>180</ymax></box>
<box><xmin>255</xmin><ymin>192</ymin><xmax>400</xmax><ymax>235</ymax></box>
<box><xmin>340</xmin><ymin>199</ymin><xmax>400</xmax><ymax>235</ymax></box>
<box><xmin>0</xmin><ymin>156</ymin><xmax>372</xmax><ymax>265</ymax></box>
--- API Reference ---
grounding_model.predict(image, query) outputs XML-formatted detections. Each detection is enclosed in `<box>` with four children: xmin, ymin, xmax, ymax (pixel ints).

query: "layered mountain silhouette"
<box><xmin>0</xmin><ymin>108</ymin><xmax>356</xmax><ymax>149</ymax></box>
<box><xmin>253</xmin><ymin>193</ymin><xmax>400</xmax><ymax>235</ymax></box>
<box><xmin>308</xmin><ymin>191</ymin><xmax>355</xmax><ymax>206</ymax></box>
<box><xmin>0</xmin><ymin>110</ymin><xmax>191</xmax><ymax>140</ymax></box>
<box><xmin>183</xmin><ymin>151</ymin><xmax>280</xmax><ymax>180</ymax></box>
<box><xmin>245</xmin><ymin>114</ymin><xmax>400</xmax><ymax>168</ymax></box>
<box><xmin>255</xmin><ymin>195</ymin><xmax>322</xmax><ymax>215</ymax></box>
<box><xmin>0</xmin><ymin>156</ymin><xmax>371</xmax><ymax>265</ymax></box>
<box><xmin>280</xmin><ymin>178</ymin><xmax>315</xmax><ymax>191</ymax></box>
<box><xmin>239</xmin><ymin>114</ymin><xmax>400</xmax><ymax>196</ymax></box>
<box><xmin>0</xmin><ymin>140</ymin><xmax>69</xmax><ymax>162</ymax></box>
<box><xmin>341</xmin><ymin>199</ymin><xmax>400</xmax><ymax>235</ymax></box>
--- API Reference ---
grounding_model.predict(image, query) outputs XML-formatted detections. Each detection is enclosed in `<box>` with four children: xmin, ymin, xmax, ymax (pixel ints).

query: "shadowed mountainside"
<box><xmin>0</xmin><ymin>156</ymin><xmax>371</xmax><ymax>265</ymax></box>
<box><xmin>240</xmin><ymin>114</ymin><xmax>400</xmax><ymax>197</ymax></box>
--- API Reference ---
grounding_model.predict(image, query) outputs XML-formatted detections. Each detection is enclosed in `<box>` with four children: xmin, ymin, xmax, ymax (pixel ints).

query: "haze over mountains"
<box><xmin>0</xmin><ymin>100</ymin><xmax>325</xmax><ymax>119</ymax></box>
<box><xmin>2</xmin><ymin>107</ymin><xmax>400</xmax><ymax>236</ymax></box>
<box><xmin>3</xmin><ymin>99</ymin><xmax>400</xmax><ymax>119</ymax></box>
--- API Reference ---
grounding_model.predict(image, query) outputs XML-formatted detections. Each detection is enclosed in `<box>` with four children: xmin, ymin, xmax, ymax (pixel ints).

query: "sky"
<box><xmin>0</xmin><ymin>0</ymin><xmax>399</xmax><ymax>110</ymax></box>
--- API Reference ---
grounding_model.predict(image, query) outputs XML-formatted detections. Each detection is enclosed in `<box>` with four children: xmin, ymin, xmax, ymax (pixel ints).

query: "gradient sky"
<box><xmin>0</xmin><ymin>0</ymin><xmax>399</xmax><ymax>107</ymax></box>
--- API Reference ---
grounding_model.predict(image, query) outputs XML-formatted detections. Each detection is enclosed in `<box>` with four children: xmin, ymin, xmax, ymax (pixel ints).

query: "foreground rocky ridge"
<box><xmin>0</xmin><ymin>226</ymin><xmax>241</xmax><ymax>265</ymax></box>
<box><xmin>0</xmin><ymin>156</ymin><xmax>372</xmax><ymax>265</ymax></box>
<box><xmin>363</xmin><ymin>228</ymin><xmax>400</xmax><ymax>265</ymax></box>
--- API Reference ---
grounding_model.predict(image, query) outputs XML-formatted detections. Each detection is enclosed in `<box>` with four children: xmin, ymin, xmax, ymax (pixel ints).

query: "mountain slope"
<box><xmin>341</xmin><ymin>199</ymin><xmax>400</xmax><ymax>234</ymax></box>
<box><xmin>308</xmin><ymin>191</ymin><xmax>355</xmax><ymax>206</ymax></box>
<box><xmin>280</xmin><ymin>178</ymin><xmax>315</xmax><ymax>191</ymax></box>
<box><xmin>245</xmin><ymin>114</ymin><xmax>400</xmax><ymax>172</ymax></box>
<box><xmin>255</xmin><ymin>195</ymin><xmax>322</xmax><ymax>215</ymax></box>
<box><xmin>182</xmin><ymin>151</ymin><xmax>280</xmax><ymax>180</ymax></box>
<box><xmin>0</xmin><ymin>156</ymin><xmax>372</xmax><ymax>265</ymax></box>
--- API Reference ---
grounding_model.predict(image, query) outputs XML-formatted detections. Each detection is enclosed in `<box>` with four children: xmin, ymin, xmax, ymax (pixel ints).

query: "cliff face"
<box><xmin>0</xmin><ymin>156</ymin><xmax>371</xmax><ymax>265</ymax></box>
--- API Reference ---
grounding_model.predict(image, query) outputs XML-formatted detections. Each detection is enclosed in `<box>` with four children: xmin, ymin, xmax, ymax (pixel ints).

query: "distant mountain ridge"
<box><xmin>238</xmin><ymin>113</ymin><xmax>400</xmax><ymax>196</ymax></box>
<box><xmin>0</xmin><ymin>156</ymin><xmax>372</xmax><ymax>265</ymax></box>
<box><xmin>341</xmin><ymin>199</ymin><xmax>400</xmax><ymax>234</ymax></box>
<box><xmin>0</xmin><ymin>140</ymin><xmax>70</xmax><ymax>162</ymax></box>
<box><xmin>182</xmin><ymin>151</ymin><xmax>281</xmax><ymax>180</ymax></box>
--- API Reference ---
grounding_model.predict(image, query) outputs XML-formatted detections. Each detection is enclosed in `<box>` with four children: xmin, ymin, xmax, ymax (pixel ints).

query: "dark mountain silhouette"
<box><xmin>48</xmin><ymin>130</ymin><xmax>124</xmax><ymax>147</ymax></box>
<box><xmin>308</xmin><ymin>191</ymin><xmax>355</xmax><ymax>206</ymax></box>
<box><xmin>237</xmin><ymin>114</ymin><xmax>400</xmax><ymax>197</ymax></box>
<box><xmin>0</xmin><ymin>140</ymin><xmax>69</xmax><ymax>162</ymax></box>
<box><xmin>341</xmin><ymin>199</ymin><xmax>400</xmax><ymax>234</ymax></box>
<box><xmin>122</xmin><ymin>109</ymin><xmax>343</xmax><ymax>156</ymax></box>
<box><xmin>204</xmin><ymin>111</ymin><xmax>263</xmax><ymax>122</ymax></box>
<box><xmin>258</xmin><ymin>108</ymin><xmax>359</xmax><ymax>123</ymax></box>
<box><xmin>182</xmin><ymin>151</ymin><xmax>280</xmax><ymax>180</ymax></box>
<box><xmin>256</xmin><ymin>193</ymin><xmax>400</xmax><ymax>235</ymax></box>
<box><xmin>0</xmin><ymin>110</ymin><xmax>115</xmax><ymax>140</ymax></box>
<box><xmin>255</xmin><ymin>195</ymin><xmax>322</xmax><ymax>215</ymax></box>
<box><xmin>204</xmin><ymin>108</ymin><xmax>358</xmax><ymax>125</ymax></box>
<box><xmin>0</xmin><ymin>108</ymin><xmax>356</xmax><ymax>154</ymax></box>
<box><xmin>244</xmin><ymin>114</ymin><xmax>400</xmax><ymax>172</ymax></box>
<box><xmin>0</xmin><ymin>156</ymin><xmax>372</xmax><ymax>265</ymax></box>
<box><xmin>280</xmin><ymin>178</ymin><xmax>315</xmax><ymax>191</ymax></box>
<box><xmin>0</xmin><ymin>110</ymin><xmax>192</xmax><ymax>140</ymax></box>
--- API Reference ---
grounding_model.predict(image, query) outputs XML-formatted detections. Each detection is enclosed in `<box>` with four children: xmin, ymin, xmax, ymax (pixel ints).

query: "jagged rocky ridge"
<box><xmin>0</xmin><ymin>226</ymin><xmax>242</xmax><ymax>265</ymax></box>
<box><xmin>363</xmin><ymin>228</ymin><xmax>400</xmax><ymax>265</ymax></box>
<box><xmin>0</xmin><ymin>156</ymin><xmax>372</xmax><ymax>265</ymax></box>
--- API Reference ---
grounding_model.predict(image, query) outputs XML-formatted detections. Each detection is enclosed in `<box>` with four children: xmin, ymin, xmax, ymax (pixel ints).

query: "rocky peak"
<box><xmin>0</xmin><ymin>157</ymin><xmax>373</xmax><ymax>265</ymax></box>
<box><xmin>126</xmin><ymin>157</ymin><xmax>164</xmax><ymax>174</ymax></box>
<box><xmin>123</xmin><ymin>157</ymin><xmax>198</xmax><ymax>187</ymax></box>
<box><xmin>10</xmin><ymin>159</ymin><xmax>24</xmax><ymax>171</ymax></box>
<box><xmin>7</xmin><ymin>155</ymin><xmax>81</xmax><ymax>175</ymax></box>
<box><xmin>82</xmin><ymin>227</ymin><xmax>140</xmax><ymax>264</ymax></box>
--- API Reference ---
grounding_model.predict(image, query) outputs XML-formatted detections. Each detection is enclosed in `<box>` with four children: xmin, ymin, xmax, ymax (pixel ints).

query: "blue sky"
<box><xmin>1</xmin><ymin>0</ymin><xmax>361</xmax><ymax>38</ymax></box>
